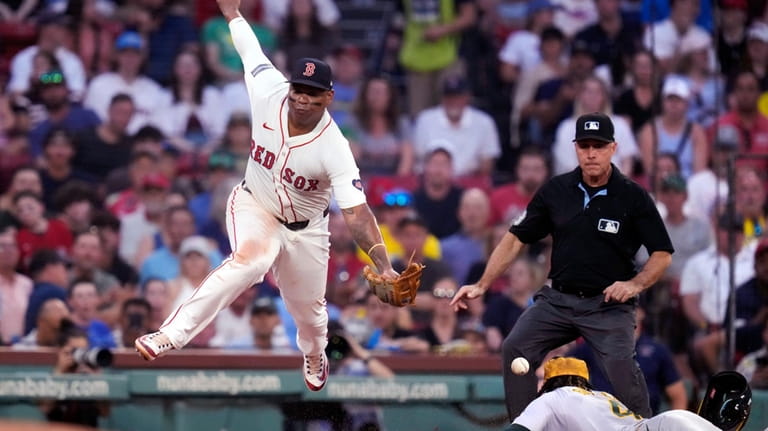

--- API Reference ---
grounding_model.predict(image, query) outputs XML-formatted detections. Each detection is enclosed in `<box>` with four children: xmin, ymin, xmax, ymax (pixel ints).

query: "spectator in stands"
<box><xmin>0</xmin><ymin>166</ymin><xmax>42</xmax><ymax>213</ymax></box>
<box><xmin>412</xmin><ymin>148</ymin><xmax>464</xmax><ymax>239</ymax></box>
<box><xmin>0</xmin><ymin>0</ymin><xmax>40</xmax><ymax>21</ymax></box>
<box><xmin>203</xmin><ymin>0</ymin><xmax>276</xmax><ymax>84</ymax></box>
<box><xmin>66</xmin><ymin>279</ymin><xmax>116</xmax><ymax>348</ymax></box>
<box><xmin>614</xmin><ymin>50</ymin><xmax>659</xmax><ymax>134</ymax></box>
<box><xmin>569</xmin><ymin>307</ymin><xmax>688</xmax><ymax>414</ymax></box>
<box><xmin>72</xmin><ymin>93</ymin><xmax>134</xmax><ymax>182</ymax></box>
<box><xmin>68</xmin><ymin>230</ymin><xmax>120</xmax><ymax>297</ymax></box>
<box><xmin>362</xmin><ymin>290</ymin><xmax>429</xmax><ymax>353</ymax></box>
<box><xmin>23</xmin><ymin>249</ymin><xmax>69</xmax><ymax>335</ymax></box>
<box><xmin>128</xmin><ymin>0</ymin><xmax>198</xmax><ymax>85</ymax></box>
<box><xmin>0</xmin><ymin>129</ymin><xmax>33</xmax><ymax>194</ymax></box>
<box><xmin>736</xmin><ymin>324</ymin><xmax>768</xmax><ymax>389</ymax></box>
<box><xmin>417</xmin><ymin>277</ymin><xmax>464</xmax><ymax>351</ymax></box>
<box><xmin>7</xmin><ymin>14</ymin><xmax>86</xmax><ymax>101</ymax></box>
<box><xmin>15</xmin><ymin>50</ymin><xmax>60</xmax><ymax>113</ymax></box>
<box><xmin>156</xmin><ymin>48</ymin><xmax>225</xmax><ymax>152</ymax></box>
<box><xmin>83</xmin><ymin>31</ymin><xmax>167</xmax><ymax>134</ymax></box>
<box><xmin>189</xmin><ymin>151</ymin><xmax>238</xmax><ymax>231</ymax></box>
<box><xmin>413</xmin><ymin>76</ymin><xmax>501</xmax><ymax>178</ymax></box>
<box><xmin>209</xmin><ymin>286</ymin><xmax>256</xmax><ymax>348</ymax></box>
<box><xmin>674</xmin><ymin>32</ymin><xmax>724</xmax><ymax>128</ymax></box>
<box><xmin>745</xmin><ymin>22</ymin><xmax>768</xmax><ymax>91</ymax></box>
<box><xmin>498</xmin><ymin>0</ymin><xmax>556</xmax><ymax>86</ymax></box>
<box><xmin>490</xmin><ymin>146</ymin><xmax>549</xmax><ymax>225</ymax></box>
<box><xmin>226</xmin><ymin>296</ymin><xmax>293</xmax><ymax>351</ymax></box>
<box><xmin>680</xmin><ymin>213</ymin><xmax>754</xmax><ymax>354</ymax></box>
<box><xmin>711</xmin><ymin>70</ymin><xmax>768</xmax><ymax>172</ymax></box>
<box><xmin>642</xmin><ymin>0</ymin><xmax>709</xmax><ymax>74</ymax></box>
<box><xmin>358</xmin><ymin>188</ymin><xmax>442</xmax><ymax>263</ymax></box>
<box><xmin>349</xmin><ymin>75</ymin><xmax>414</xmax><ymax>177</ymax></box>
<box><xmin>573</xmin><ymin>0</ymin><xmax>642</xmax><ymax>87</ymax></box>
<box><xmin>698</xmin><ymin>239</ymin><xmax>768</xmax><ymax>374</ymax></box>
<box><xmin>27</xmin><ymin>69</ymin><xmax>101</xmax><ymax>158</ymax></box>
<box><xmin>116</xmin><ymin>170</ymin><xmax>168</xmax><ymax>264</ymax></box>
<box><xmin>483</xmin><ymin>257</ymin><xmax>539</xmax><ymax>352</ymax></box>
<box><xmin>141</xmin><ymin>278</ymin><xmax>169</xmax><ymax>330</ymax></box>
<box><xmin>393</xmin><ymin>214</ymin><xmax>455</xmax><ymax>328</ymax></box>
<box><xmin>0</xmin><ymin>226</ymin><xmax>32</xmax><ymax>345</ymax></box>
<box><xmin>138</xmin><ymin>208</ymin><xmax>222</xmax><ymax>282</ymax></box>
<box><xmin>552</xmin><ymin>75</ymin><xmax>639</xmax><ymax>176</ymax></box>
<box><xmin>38</xmin><ymin>129</ymin><xmax>94</xmax><ymax>208</ymax></box>
<box><xmin>651</xmin><ymin>174</ymin><xmax>711</xmax><ymax>284</ymax></box>
<box><xmin>164</xmin><ymin>235</ymin><xmax>217</xmax><ymax>347</ymax></box>
<box><xmin>717</xmin><ymin>0</ymin><xmax>748</xmax><ymax>78</ymax></box>
<box><xmin>685</xmin><ymin>127</ymin><xmax>737</xmax><ymax>221</ymax></box>
<box><xmin>14</xmin><ymin>191</ymin><xmax>73</xmax><ymax>268</ymax></box>
<box><xmin>328</xmin><ymin>44</ymin><xmax>364</xmax><ymax>133</ymax></box>
<box><xmin>511</xmin><ymin>26</ymin><xmax>567</xmax><ymax>148</ymax></box>
<box><xmin>274</xmin><ymin>0</ymin><xmax>339</xmax><ymax>74</ymax></box>
<box><xmin>42</xmin><ymin>321</ymin><xmax>110</xmax><ymax>426</ymax></box>
<box><xmin>53</xmin><ymin>181</ymin><xmax>98</xmax><ymax>235</ymax></box>
<box><xmin>16</xmin><ymin>297</ymin><xmax>70</xmax><ymax>347</ymax></box>
<box><xmin>262</xmin><ymin>0</ymin><xmax>339</xmax><ymax>31</ymax></box>
<box><xmin>527</xmin><ymin>40</ymin><xmax>595</xmax><ymax>148</ymax></box>
<box><xmin>440</xmin><ymin>188</ymin><xmax>491</xmax><ymax>286</ymax></box>
<box><xmin>637</xmin><ymin>76</ymin><xmax>708</xmax><ymax>179</ymax></box>
<box><xmin>112</xmin><ymin>297</ymin><xmax>151</xmax><ymax>348</ymax></box>
<box><xmin>90</xmin><ymin>211</ymin><xmax>138</xmax><ymax>288</ymax></box>
<box><xmin>734</xmin><ymin>168</ymin><xmax>766</xmax><ymax>245</ymax></box>
<box><xmin>326</xmin><ymin>210</ymin><xmax>366</xmax><ymax>309</ymax></box>
<box><xmin>397</xmin><ymin>0</ymin><xmax>476</xmax><ymax>117</ymax></box>
<box><xmin>198</xmin><ymin>176</ymin><xmax>240</xmax><ymax>257</ymax></box>
<box><xmin>64</xmin><ymin>0</ymin><xmax>121</xmax><ymax>79</ymax></box>
<box><xmin>217</xmin><ymin>113</ymin><xmax>252</xmax><ymax>173</ymax></box>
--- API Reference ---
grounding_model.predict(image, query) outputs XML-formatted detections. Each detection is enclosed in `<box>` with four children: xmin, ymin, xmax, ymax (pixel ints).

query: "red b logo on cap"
<box><xmin>303</xmin><ymin>62</ymin><xmax>316</xmax><ymax>77</ymax></box>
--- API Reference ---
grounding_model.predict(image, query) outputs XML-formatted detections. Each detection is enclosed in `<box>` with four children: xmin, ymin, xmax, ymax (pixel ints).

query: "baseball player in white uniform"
<box><xmin>505</xmin><ymin>357</ymin><xmax>720</xmax><ymax>431</ymax></box>
<box><xmin>135</xmin><ymin>0</ymin><xmax>399</xmax><ymax>392</ymax></box>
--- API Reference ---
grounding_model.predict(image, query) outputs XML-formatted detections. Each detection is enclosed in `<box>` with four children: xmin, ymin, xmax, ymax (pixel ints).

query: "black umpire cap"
<box><xmin>288</xmin><ymin>57</ymin><xmax>333</xmax><ymax>91</ymax></box>
<box><xmin>573</xmin><ymin>112</ymin><xmax>615</xmax><ymax>143</ymax></box>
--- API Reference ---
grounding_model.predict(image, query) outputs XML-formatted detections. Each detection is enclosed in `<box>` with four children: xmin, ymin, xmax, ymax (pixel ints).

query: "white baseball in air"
<box><xmin>510</xmin><ymin>357</ymin><xmax>530</xmax><ymax>375</ymax></box>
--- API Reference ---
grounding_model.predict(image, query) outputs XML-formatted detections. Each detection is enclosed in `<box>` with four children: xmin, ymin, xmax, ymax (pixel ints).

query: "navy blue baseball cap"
<box><xmin>289</xmin><ymin>57</ymin><xmax>333</xmax><ymax>91</ymax></box>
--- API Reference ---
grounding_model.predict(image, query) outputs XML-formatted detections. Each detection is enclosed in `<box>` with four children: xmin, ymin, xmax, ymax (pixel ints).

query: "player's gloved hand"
<box><xmin>364</xmin><ymin>262</ymin><xmax>424</xmax><ymax>307</ymax></box>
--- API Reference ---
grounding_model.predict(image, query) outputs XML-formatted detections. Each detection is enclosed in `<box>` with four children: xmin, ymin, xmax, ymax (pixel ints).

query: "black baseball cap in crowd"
<box><xmin>288</xmin><ymin>57</ymin><xmax>333</xmax><ymax>91</ymax></box>
<box><xmin>573</xmin><ymin>112</ymin><xmax>615</xmax><ymax>143</ymax></box>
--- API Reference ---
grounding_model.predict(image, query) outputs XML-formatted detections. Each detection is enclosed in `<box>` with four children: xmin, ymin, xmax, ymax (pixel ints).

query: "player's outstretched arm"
<box><xmin>340</xmin><ymin>203</ymin><xmax>398</xmax><ymax>280</ymax></box>
<box><xmin>219</xmin><ymin>0</ymin><xmax>273</xmax><ymax>73</ymax></box>
<box><xmin>451</xmin><ymin>232</ymin><xmax>524</xmax><ymax>311</ymax></box>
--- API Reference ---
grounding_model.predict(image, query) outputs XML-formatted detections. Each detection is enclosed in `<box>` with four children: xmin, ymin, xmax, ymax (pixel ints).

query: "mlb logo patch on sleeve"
<box><xmin>598</xmin><ymin>218</ymin><xmax>620</xmax><ymax>234</ymax></box>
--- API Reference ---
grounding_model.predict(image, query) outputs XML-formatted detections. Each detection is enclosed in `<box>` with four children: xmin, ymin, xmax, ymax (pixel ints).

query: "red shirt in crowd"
<box><xmin>489</xmin><ymin>183</ymin><xmax>534</xmax><ymax>225</ymax></box>
<box><xmin>16</xmin><ymin>218</ymin><xmax>73</xmax><ymax>268</ymax></box>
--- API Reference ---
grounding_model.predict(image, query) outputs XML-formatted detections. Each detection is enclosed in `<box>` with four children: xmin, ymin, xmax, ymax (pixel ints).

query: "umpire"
<box><xmin>451</xmin><ymin>112</ymin><xmax>673</xmax><ymax>419</ymax></box>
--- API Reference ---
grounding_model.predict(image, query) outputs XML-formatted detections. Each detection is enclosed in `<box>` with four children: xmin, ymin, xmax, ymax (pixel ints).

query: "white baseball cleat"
<box><xmin>303</xmin><ymin>351</ymin><xmax>329</xmax><ymax>391</ymax></box>
<box><xmin>135</xmin><ymin>331</ymin><xmax>174</xmax><ymax>361</ymax></box>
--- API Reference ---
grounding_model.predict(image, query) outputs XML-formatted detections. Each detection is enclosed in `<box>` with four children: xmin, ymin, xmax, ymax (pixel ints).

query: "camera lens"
<box><xmin>72</xmin><ymin>348</ymin><xmax>113</xmax><ymax>368</ymax></box>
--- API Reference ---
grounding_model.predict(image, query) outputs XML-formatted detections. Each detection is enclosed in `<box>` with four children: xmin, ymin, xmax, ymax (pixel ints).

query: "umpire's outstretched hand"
<box><xmin>450</xmin><ymin>284</ymin><xmax>485</xmax><ymax>312</ymax></box>
<box><xmin>602</xmin><ymin>280</ymin><xmax>643</xmax><ymax>303</ymax></box>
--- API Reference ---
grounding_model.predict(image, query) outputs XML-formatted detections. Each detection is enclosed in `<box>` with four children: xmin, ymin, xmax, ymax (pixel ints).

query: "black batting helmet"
<box><xmin>697</xmin><ymin>371</ymin><xmax>752</xmax><ymax>431</ymax></box>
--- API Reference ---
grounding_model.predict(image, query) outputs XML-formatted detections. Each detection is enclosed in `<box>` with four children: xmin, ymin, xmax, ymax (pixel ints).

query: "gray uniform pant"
<box><xmin>502</xmin><ymin>286</ymin><xmax>652</xmax><ymax>420</ymax></box>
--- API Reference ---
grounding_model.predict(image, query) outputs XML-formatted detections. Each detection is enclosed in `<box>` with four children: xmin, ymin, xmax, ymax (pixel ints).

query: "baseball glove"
<box><xmin>363</xmin><ymin>262</ymin><xmax>425</xmax><ymax>307</ymax></box>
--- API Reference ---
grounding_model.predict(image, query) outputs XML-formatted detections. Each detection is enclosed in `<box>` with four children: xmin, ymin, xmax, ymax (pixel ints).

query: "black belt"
<box><xmin>550</xmin><ymin>281</ymin><xmax>601</xmax><ymax>298</ymax></box>
<box><xmin>241</xmin><ymin>181</ymin><xmax>328</xmax><ymax>231</ymax></box>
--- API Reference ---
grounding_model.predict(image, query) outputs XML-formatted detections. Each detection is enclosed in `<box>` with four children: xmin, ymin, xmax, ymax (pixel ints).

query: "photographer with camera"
<box><xmin>41</xmin><ymin>320</ymin><xmax>111</xmax><ymax>427</ymax></box>
<box><xmin>113</xmin><ymin>297</ymin><xmax>152</xmax><ymax>348</ymax></box>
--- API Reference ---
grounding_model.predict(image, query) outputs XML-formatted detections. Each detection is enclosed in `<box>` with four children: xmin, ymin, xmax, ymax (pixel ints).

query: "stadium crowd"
<box><xmin>0</xmin><ymin>0</ymin><xmax>768</xmax><ymax>412</ymax></box>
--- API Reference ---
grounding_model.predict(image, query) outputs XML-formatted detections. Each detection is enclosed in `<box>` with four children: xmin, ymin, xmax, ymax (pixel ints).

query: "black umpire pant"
<box><xmin>501</xmin><ymin>286</ymin><xmax>652</xmax><ymax>419</ymax></box>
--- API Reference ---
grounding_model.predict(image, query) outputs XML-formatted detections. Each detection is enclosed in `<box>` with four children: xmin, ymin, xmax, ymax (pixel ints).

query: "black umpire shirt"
<box><xmin>511</xmin><ymin>165</ymin><xmax>674</xmax><ymax>295</ymax></box>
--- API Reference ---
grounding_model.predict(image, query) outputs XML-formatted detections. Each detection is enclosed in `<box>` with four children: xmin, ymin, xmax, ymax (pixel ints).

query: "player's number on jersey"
<box><xmin>608</xmin><ymin>399</ymin><xmax>641</xmax><ymax>420</ymax></box>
